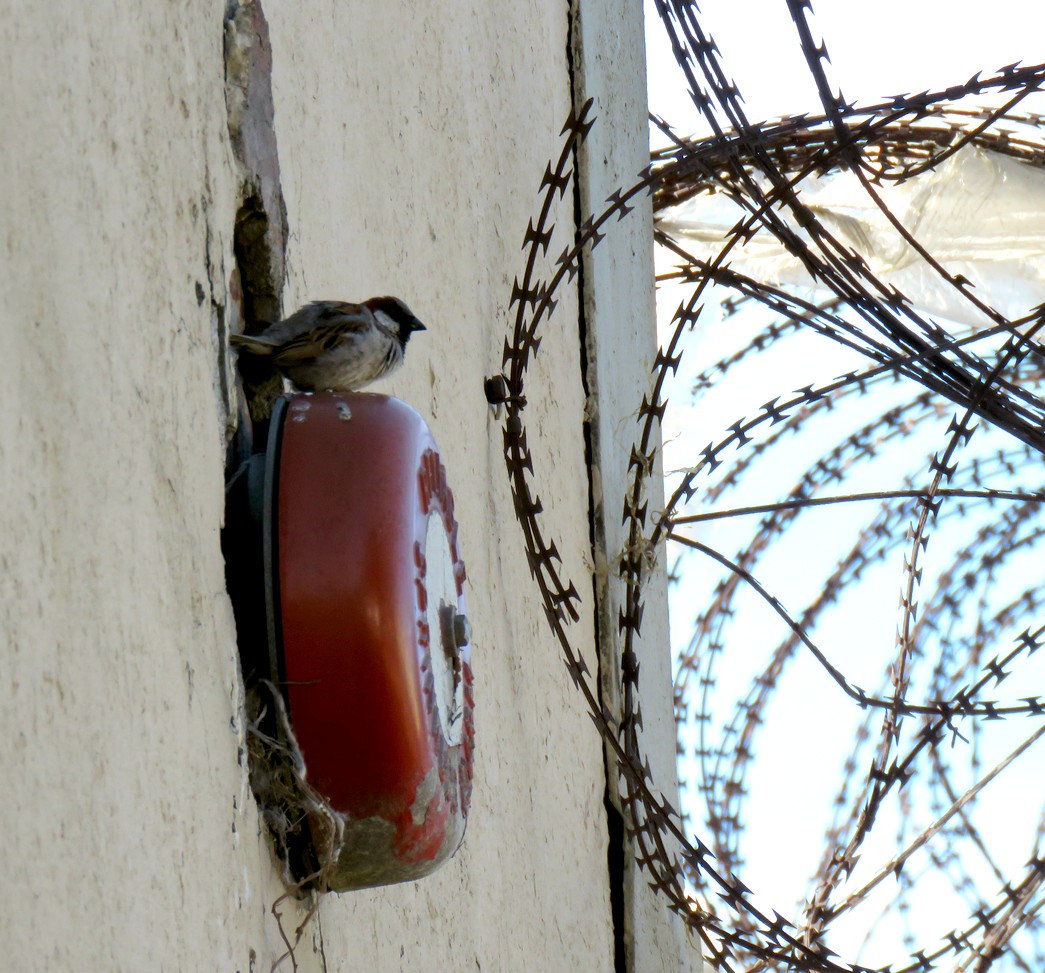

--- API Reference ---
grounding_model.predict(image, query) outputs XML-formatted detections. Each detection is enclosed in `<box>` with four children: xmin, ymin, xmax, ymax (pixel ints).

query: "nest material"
<box><xmin>245</xmin><ymin>682</ymin><xmax>346</xmax><ymax>894</ymax></box>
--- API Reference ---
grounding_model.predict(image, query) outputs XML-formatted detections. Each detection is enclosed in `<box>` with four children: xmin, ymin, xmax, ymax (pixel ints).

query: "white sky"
<box><xmin>646</xmin><ymin>0</ymin><xmax>1045</xmax><ymax>145</ymax></box>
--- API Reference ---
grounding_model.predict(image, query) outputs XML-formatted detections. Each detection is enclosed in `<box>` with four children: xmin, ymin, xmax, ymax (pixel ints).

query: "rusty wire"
<box><xmin>494</xmin><ymin>4</ymin><xmax>1045</xmax><ymax>971</ymax></box>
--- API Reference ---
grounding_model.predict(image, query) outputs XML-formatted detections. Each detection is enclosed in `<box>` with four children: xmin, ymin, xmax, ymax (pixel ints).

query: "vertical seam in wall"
<box><xmin>566</xmin><ymin>2</ymin><xmax>629</xmax><ymax>972</ymax></box>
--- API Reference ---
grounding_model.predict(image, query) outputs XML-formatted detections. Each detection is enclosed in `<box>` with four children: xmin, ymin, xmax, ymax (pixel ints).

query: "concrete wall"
<box><xmin>571</xmin><ymin>3</ymin><xmax>699</xmax><ymax>970</ymax></box>
<box><xmin>0</xmin><ymin>1</ymin><xmax>697</xmax><ymax>970</ymax></box>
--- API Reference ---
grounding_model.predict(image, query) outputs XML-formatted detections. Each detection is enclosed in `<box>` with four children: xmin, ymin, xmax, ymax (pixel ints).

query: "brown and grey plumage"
<box><xmin>231</xmin><ymin>296</ymin><xmax>426</xmax><ymax>392</ymax></box>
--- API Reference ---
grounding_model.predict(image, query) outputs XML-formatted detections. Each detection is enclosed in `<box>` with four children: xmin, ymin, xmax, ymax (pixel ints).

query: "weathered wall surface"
<box><xmin>572</xmin><ymin>1</ymin><xmax>701</xmax><ymax>969</ymax></box>
<box><xmin>0</xmin><ymin>1</ymin><xmax>694</xmax><ymax>970</ymax></box>
<box><xmin>0</xmin><ymin>5</ymin><xmax>253</xmax><ymax>970</ymax></box>
<box><xmin>261</xmin><ymin>2</ymin><xmax>613</xmax><ymax>968</ymax></box>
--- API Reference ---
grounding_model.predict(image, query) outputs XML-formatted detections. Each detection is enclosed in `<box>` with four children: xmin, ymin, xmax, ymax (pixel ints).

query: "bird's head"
<box><xmin>366</xmin><ymin>296</ymin><xmax>427</xmax><ymax>345</ymax></box>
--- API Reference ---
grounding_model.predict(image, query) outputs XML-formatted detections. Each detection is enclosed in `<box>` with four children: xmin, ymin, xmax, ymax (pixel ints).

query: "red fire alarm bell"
<box><xmin>229</xmin><ymin>392</ymin><xmax>473</xmax><ymax>891</ymax></box>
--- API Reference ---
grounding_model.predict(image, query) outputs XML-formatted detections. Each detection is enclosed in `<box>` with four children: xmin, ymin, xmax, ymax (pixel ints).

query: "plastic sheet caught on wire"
<box><xmin>657</xmin><ymin>146</ymin><xmax>1045</xmax><ymax>333</ymax></box>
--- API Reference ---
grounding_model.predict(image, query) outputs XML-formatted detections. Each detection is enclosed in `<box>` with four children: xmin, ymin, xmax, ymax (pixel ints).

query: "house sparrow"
<box><xmin>231</xmin><ymin>296</ymin><xmax>426</xmax><ymax>392</ymax></box>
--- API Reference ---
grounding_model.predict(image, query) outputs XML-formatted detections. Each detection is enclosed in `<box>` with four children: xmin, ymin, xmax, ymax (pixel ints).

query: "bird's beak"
<box><xmin>411</xmin><ymin>319</ymin><xmax>427</xmax><ymax>332</ymax></box>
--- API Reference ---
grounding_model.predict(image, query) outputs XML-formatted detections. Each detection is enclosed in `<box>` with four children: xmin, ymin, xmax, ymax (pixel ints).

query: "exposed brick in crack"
<box><xmin>224</xmin><ymin>0</ymin><xmax>288</xmax><ymax>425</ymax></box>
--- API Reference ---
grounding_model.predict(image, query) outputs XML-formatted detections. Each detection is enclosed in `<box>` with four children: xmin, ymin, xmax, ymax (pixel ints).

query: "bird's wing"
<box><xmin>270</xmin><ymin>302</ymin><xmax>372</xmax><ymax>365</ymax></box>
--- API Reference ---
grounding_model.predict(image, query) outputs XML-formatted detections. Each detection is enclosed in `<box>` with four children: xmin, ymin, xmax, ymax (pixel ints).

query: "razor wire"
<box><xmin>493</xmin><ymin>6</ymin><xmax>1045</xmax><ymax>971</ymax></box>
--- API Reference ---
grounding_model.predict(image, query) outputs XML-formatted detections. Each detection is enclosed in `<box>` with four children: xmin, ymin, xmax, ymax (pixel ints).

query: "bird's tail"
<box><xmin>230</xmin><ymin>333</ymin><xmax>277</xmax><ymax>355</ymax></box>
